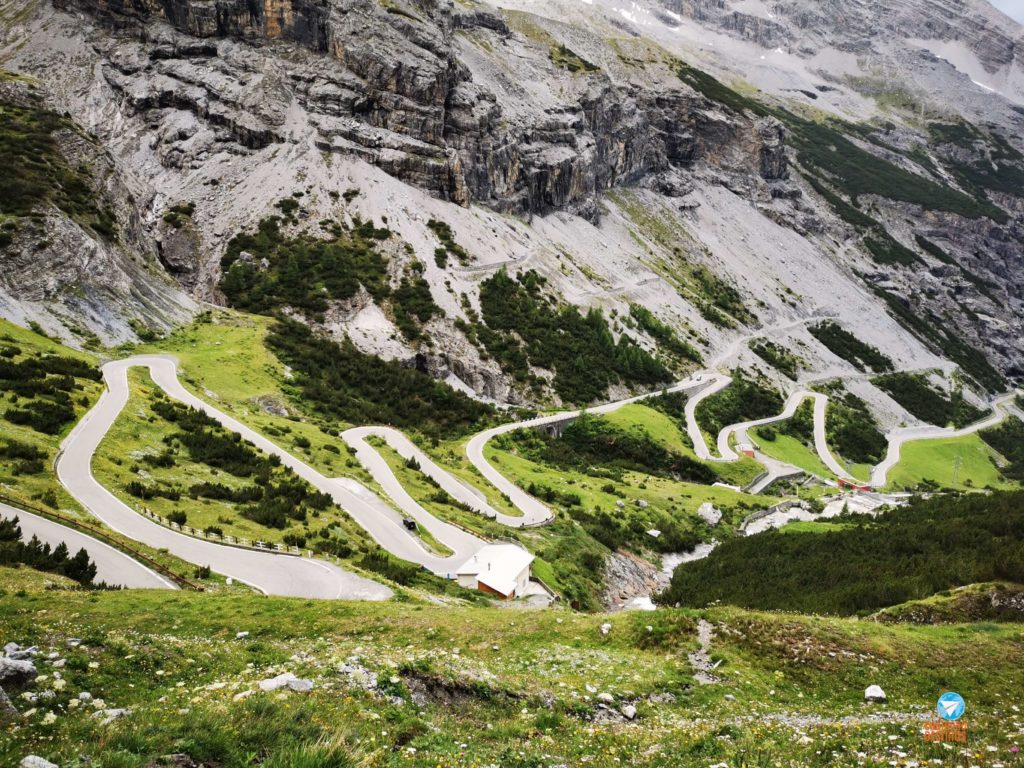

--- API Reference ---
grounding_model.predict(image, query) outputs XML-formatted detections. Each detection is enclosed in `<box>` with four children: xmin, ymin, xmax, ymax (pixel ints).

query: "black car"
<box><xmin>402</xmin><ymin>518</ymin><xmax>417</xmax><ymax>531</ymax></box>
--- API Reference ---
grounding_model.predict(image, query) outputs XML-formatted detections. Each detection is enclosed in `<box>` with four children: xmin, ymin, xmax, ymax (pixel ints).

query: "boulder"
<box><xmin>696</xmin><ymin>502</ymin><xmax>722</xmax><ymax>526</ymax></box>
<box><xmin>596</xmin><ymin>692</ymin><xmax>614</xmax><ymax>704</ymax></box>
<box><xmin>94</xmin><ymin>707</ymin><xmax>130</xmax><ymax>725</ymax></box>
<box><xmin>20</xmin><ymin>757</ymin><xmax>59</xmax><ymax>768</ymax></box>
<box><xmin>258</xmin><ymin>672</ymin><xmax>314</xmax><ymax>692</ymax></box>
<box><xmin>621</xmin><ymin>704</ymin><xmax>637</xmax><ymax>720</ymax></box>
<box><xmin>864</xmin><ymin>684</ymin><xmax>887</xmax><ymax>703</ymax></box>
<box><xmin>0</xmin><ymin>658</ymin><xmax>37</xmax><ymax>689</ymax></box>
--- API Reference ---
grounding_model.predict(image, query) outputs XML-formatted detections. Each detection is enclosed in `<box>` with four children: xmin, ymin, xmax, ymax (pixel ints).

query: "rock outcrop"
<box><xmin>0</xmin><ymin>77</ymin><xmax>195</xmax><ymax>345</ymax></box>
<box><xmin>51</xmin><ymin>0</ymin><xmax>788</xmax><ymax>219</ymax></box>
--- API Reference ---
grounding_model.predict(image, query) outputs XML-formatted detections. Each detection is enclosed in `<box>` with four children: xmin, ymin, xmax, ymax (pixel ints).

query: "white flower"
<box><xmin>42</xmin><ymin>712</ymin><xmax>57</xmax><ymax>725</ymax></box>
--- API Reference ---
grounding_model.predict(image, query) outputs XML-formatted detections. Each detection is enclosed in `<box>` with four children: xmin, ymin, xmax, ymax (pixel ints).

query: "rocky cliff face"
<box><xmin>51</xmin><ymin>0</ymin><xmax>788</xmax><ymax>219</ymax></box>
<box><xmin>0</xmin><ymin>75</ymin><xmax>194</xmax><ymax>344</ymax></box>
<box><xmin>0</xmin><ymin>0</ymin><xmax>1021</xmax><ymax>406</ymax></box>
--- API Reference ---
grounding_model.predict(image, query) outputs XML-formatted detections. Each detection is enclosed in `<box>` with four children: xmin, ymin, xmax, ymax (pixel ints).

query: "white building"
<box><xmin>456</xmin><ymin>544</ymin><xmax>534</xmax><ymax>600</ymax></box>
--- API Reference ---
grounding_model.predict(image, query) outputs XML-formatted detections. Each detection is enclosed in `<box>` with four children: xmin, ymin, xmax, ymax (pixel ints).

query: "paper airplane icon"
<box><xmin>941</xmin><ymin>699</ymin><xmax>960</xmax><ymax>716</ymax></box>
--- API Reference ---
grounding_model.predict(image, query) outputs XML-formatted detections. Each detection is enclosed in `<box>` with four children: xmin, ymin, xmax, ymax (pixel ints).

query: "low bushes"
<box><xmin>695</xmin><ymin>370</ymin><xmax>783</xmax><ymax>436</ymax></box>
<box><xmin>478</xmin><ymin>269</ymin><xmax>671</xmax><ymax>404</ymax></box>
<box><xmin>657</xmin><ymin>490</ymin><xmax>1024</xmax><ymax>614</ymax></box>
<box><xmin>266</xmin><ymin>319</ymin><xmax>491</xmax><ymax>438</ymax></box>
<box><xmin>809</xmin><ymin>322</ymin><xmax>893</xmax><ymax>373</ymax></box>
<box><xmin>873</xmin><ymin>373</ymin><xmax>985</xmax><ymax>428</ymax></box>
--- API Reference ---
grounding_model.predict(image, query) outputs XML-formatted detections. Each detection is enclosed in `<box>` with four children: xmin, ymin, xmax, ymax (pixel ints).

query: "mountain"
<box><xmin>0</xmin><ymin>0</ymin><xmax>1021</xmax><ymax>412</ymax></box>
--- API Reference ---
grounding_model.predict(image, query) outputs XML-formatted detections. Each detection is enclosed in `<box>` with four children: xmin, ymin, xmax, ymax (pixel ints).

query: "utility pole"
<box><xmin>951</xmin><ymin>452</ymin><xmax>962</xmax><ymax>486</ymax></box>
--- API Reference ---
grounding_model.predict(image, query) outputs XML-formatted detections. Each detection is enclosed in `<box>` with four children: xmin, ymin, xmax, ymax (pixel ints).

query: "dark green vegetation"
<box><xmin>872</xmin><ymin>373</ymin><xmax>985</xmax><ymax>428</ymax></box>
<box><xmin>870</xmin><ymin>286</ymin><xmax>1005</xmax><ymax>392</ymax></box>
<box><xmin>914</xmin><ymin>234</ymin><xmax>954</xmax><ymax>265</ymax></box>
<box><xmin>808</xmin><ymin>322</ymin><xmax>893</xmax><ymax>373</ymax></box>
<box><xmin>0</xmin><ymin>514</ymin><xmax>100</xmax><ymax>587</ymax></box>
<box><xmin>695</xmin><ymin>370</ymin><xmax>783</xmax><ymax>436</ymax></box>
<box><xmin>550</xmin><ymin>43</ymin><xmax>599</xmax><ymax>73</ymax></box>
<box><xmin>267</xmin><ymin>319</ymin><xmax>491</xmax><ymax>438</ymax></box>
<box><xmin>677</xmin><ymin>57</ymin><xmax>1014</xmax><ymax>412</ymax></box>
<box><xmin>1</xmin><ymin>344</ymin><xmax>100</xmax><ymax>435</ymax></box>
<box><xmin>748</xmin><ymin>338</ymin><xmax>799</xmax><ymax>380</ymax></box>
<box><xmin>629</xmin><ymin>304</ymin><xmax>702</xmax><ymax>364</ymax></box>
<box><xmin>759</xmin><ymin>398</ymin><xmax>814</xmax><ymax>445</ymax></box>
<box><xmin>980</xmin><ymin>417</ymin><xmax>1024</xmax><ymax>483</ymax></box>
<box><xmin>862</xmin><ymin>236</ymin><xmax>919</xmax><ymax>267</ymax></box>
<box><xmin>659</xmin><ymin>490</ymin><xmax>1024</xmax><ymax>614</ymax></box>
<box><xmin>0</xmin><ymin>438</ymin><xmax>47</xmax><ymax>475</ymax></box>
<box><xmin>219</xmin><ymin>214</ymin><xmax>392</xmax><ymax>318</ymax></box>
<box><xmin>821</xmin><ymin>383</ymin><xmax>886</xmax><ymax>465</ymax></box>
<box><xmin>478</xmin><ymin>269</ymin><xmax>670</xmax><ymax>403</ymax></box>
<box><xmin>391</xmin><ymin>261</ymin><xmax>442</xmax><ymax>340</ymax></box>
<box><xmin>0</xmin><ymin>76</ymin><xmax>118</xmax><ymax>244</ymax></box>
<box><xmin>510</xmin><ymin>415</ymin><xmax>718</xmax><ymax>485</ymax></box>
<box><xmin>784</xmin><ymin>113</ymin><xmax>1004</xmax><ymax>222</ymax></box>
<box><xmin>691</xmin><ymin>266</ymin><xmax>753</xmax><ymax>327</ymax></box>
<box><xmin>162</xmin><ymin>201</ymin><xmax>195</xmax><ymax>229</ymax></box>
<box><xmin>426</xmin><ymin>218</ymin><xmax>469</xmax><ymax>267</ymax></box>
<box><xmin>130</xmin><ymin>396</ymin><xmax>335</xmax><ymax>533</ymax></box>
<box><xmin>929</xmin><ymin>120</ymin><xmax>1024</xmax><ymax>204</ymax></box>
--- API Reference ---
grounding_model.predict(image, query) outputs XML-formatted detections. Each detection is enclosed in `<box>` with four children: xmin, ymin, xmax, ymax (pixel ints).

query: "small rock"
<box><xmin>0</xmin><ymin>658</ymin><xmax>37</xmax><ymax>689</ymax></box>
<box><xmin>621</xmin><ymin>704</ymin><xmax>637</xmax><ymax>720</ymax></box>
<box><xmin>78</xmin><ymin>692</ymin><xmax>93</xmax><ymax>703</ymax></box>
<box><xmin>66</xmin><ymin>638</ymin><xmax>81</xmax><ymax>648</ymax></box>
<box><xmin>258</xmin><ymin>673</ymin><xmax>314</xmax><ymax>693</ymax></box>
<box><xmin>94</xmin><ymin>708</ymin><xmax>130</xmax><ymax>725</ymax></box>
<box><xmin>596</xmin><ymin>692</ymin><xmax>614</xmax><ymax>705</ymax></box>
<box><xmin>599</xmin><ymin>623</ymin><xmax>612</xmax><ymax>635</ymax></box>
<box><xmin>864</xmin><ymin>684</ymin><xmax>887</xmax><ymax>703</ymax></box>
<box><xmin>724</xmin><ymin>694</ymin><xmax>736</xmax><ymax>701</ymax></box>
<box><xmin>20</xmin><ymin>757</ymin><xmax>58</xmax><ymax>768</ymax></box>
<box><xmin>235</xmin><ymin>632</ymin><xmax>249</xmax><ymax>640</ymax></box>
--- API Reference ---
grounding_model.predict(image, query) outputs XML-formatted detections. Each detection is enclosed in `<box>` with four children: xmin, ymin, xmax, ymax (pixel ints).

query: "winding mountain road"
<box><xmin>57</xmin><ymin>356</ymin><xmax>394</xmax><ymax>599</ymax></box>
<box><xmin>48</xmin><ymin>336</ymin><xmax>1021</xmax><ymax>596</ymax></box>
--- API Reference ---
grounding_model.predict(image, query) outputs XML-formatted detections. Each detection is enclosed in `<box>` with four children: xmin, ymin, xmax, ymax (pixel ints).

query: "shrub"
<box><xmin>695</xmin><ymin>370</ymin><xmax>783</xmax><ymax>436</ymax></box>
<box><xmin>873</xmin><ymin>373</ymin><xmax>985</xmax><ymax>428</ymax></box>
<box><xmin>658</xmin><ymin>490</ymin><xmax>1024</xmax><ymax>614</ymax></box>
<box><xmin>629</xmin><ymin>304</ymin><xmax>702</xmax><ymax>363</ymax></box>
<box><xmin>266</xmin><ymin>319</ymin><xmax>491</xmax><ymax>439</ymax></box>
<box><xmin>809</xmin><ymin>322</ymin><xmax>893</xmax><ymax>373</ymax></box>
<box><xmin>478</xmin><ymin>269</ymin><xmax>670</xmax><ymax>403</ymax></box>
